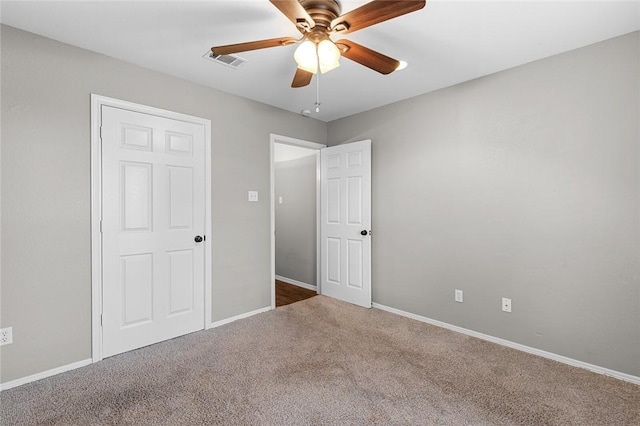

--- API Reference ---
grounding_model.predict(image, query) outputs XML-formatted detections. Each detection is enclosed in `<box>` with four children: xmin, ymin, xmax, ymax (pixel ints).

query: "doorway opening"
<box><xmin>270</xmin><ymin>135</ymin><xmax>326</xmax><ymax>308</ymax></box>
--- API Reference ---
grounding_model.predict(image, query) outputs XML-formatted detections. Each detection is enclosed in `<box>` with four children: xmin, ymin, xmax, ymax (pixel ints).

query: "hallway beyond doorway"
<box><xmin>275</xmin><ymin>280</ymin><xmax>316</xmax><ymax>307</ymax></box>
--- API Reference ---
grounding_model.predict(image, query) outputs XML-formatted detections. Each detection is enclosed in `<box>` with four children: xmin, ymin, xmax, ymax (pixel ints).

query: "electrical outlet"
<box><xmin>0</xmin><ymin>327</ymin><xmax>13</xmax><ymax>346</ymax></box>
<box><xmin>455</xmin><ymin>289</ymin><xmax>463</xmax><ymax>303</ymax></box>
<box><xmin>502</xmin><ymin>297</ymin><xmax>512</xmax><ymax>313</ymax></box>
<box><xmin>248</xmin><ymin>191</ymin><xmax>259</xmax><ymax>202</ymax></box>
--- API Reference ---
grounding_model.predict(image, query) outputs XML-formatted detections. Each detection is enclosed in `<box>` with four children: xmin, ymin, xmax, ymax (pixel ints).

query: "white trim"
<box><xmin>271</xmin><ymin>134</ymin><xmax>326</xmax><ymax>151</ymax></box>
<box><xmin>90</xmin><ymin>95</ymin><xmax>103</xmax><ymax>362</ymax></box>
<box><xmin>315</xmin><ymin>152</ymin><xmax>321</xmax><ymax>294</ymax></box>
<box><xmin>275</xmin><ymin>275</ymin><xmax>318</xmax><ymax>292</ymax></box>
<box><xmin>91</xmin><ymin>94</ymin><xmax>212</xmax><ymax>362</ymax></box>
<box><xmin>0</xmin><ymin>359</ymin><xmax>92</xmax><ymax>391</ymax></box>
<box><xmin>269</xmin><ymin>134</ymin><xmax>326</xmax><ymax>310</ymax></box>
<box><xmin>372</xmin><ymin>302</ymin><xmax>640</xmax><ymax>386</ymax></box>
<box><xmin>203</xmin><ymin>114</ymin><xmax>213</xmax><ymax>330</ymax></box>
<box><xmin>270</xmin><ymin>139</ymin><xmax>275</xmax><ymax>310</ymax></box>
<box><xmin>208</xmin><ymin>306</ymin><xmax>272</xmax><ymax>329</ymax></box>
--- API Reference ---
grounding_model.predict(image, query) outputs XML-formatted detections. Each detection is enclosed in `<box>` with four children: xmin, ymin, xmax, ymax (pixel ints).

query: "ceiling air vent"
<box><xmin>203</xmin><ymin>51</ymin><xmax>247</xmax><ymax>69</ymax></box>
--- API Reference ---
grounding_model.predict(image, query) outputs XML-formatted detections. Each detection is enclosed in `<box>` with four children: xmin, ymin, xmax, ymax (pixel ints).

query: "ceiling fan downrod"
<box><xmin>315</xmin><ymin>72</ymin><xmax>321</xmax><ymax>113</ymax></box>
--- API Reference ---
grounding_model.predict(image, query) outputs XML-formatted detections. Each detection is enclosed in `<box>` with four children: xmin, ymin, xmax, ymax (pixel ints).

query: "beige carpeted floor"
<box><xmin>1</xmin><ymin>295</ymin><xmax>639</xmax><ymax>425</ymax></box>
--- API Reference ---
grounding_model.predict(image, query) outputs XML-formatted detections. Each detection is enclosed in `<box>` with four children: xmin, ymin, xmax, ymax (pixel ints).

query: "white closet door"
<box><xmin>101</xmin><ymin>106</ymin><xmax>206</xmax><ymax>357</ymax></box>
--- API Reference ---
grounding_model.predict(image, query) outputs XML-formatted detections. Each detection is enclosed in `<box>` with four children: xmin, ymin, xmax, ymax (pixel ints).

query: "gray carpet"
<box><xmin>1</xmin><ymin>295</ymin><xmax>639</xmax><ymax>425</ymax></box>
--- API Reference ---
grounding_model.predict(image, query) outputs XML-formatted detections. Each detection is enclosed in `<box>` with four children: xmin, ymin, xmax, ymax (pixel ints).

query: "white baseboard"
<box><xmin>0</xmin><ymin>358</ymin><xmax>92</xmax><ymax>391</ymax></box>
<box><xmin>6</xmin><ymin>305</ymin><xmax>635</xmax><ymax>391</ymax></box>
<box><xmin>207</xmin><ymin>306</ymin><xmax>272</xmax><ymax>329</ymax></box>
<box><xmin>275</xmin><ymin>275</ymin><xmax>317</xmax><ymax>292</ymax></box>
<box><xmin>372</xmin><ymin>302</ymin><xmax>640</xmax><ymax>386</ymax></box>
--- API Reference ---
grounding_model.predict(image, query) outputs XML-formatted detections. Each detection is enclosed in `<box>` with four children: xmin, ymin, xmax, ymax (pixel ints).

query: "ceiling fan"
<box><xmin>211</xmin><ymin>0</ymin><xmax>426</xmax><ymax>88</ymax></box>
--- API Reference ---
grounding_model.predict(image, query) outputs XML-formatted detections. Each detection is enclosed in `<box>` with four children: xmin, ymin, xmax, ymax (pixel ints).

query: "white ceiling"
<box><xmin>1</xmin><ymin>1</ymin><xmax>639</xmax><ymax>122</ymax></box>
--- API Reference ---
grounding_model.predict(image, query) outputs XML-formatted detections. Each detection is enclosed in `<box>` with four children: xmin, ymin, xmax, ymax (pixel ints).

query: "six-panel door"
<box><xmin>320</xmin><ymin>140</ymin><xmax>372</xmax><ymax>308</ymax></box>
<box><xmin>101</xmin><ymin>106</ymin><xmax>206</xmax><ymax>358</ymax></box>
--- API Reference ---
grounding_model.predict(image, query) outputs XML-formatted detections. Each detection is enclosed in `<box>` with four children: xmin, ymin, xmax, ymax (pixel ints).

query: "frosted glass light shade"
<box><xmin>318</xmin><ymin>39</ymin><xmax>340</xmax><ymax>74</ymax></box>
<box><xmin>294</xmin><ymin>40</ymin><xmax>318</xmax><ymax>74</ymax></box>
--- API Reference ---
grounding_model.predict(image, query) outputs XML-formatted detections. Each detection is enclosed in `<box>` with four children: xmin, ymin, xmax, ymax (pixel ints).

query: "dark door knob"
<box><xmin>361</xmin><ymin>230</ymin><xmax>368</xmax><ymax>236</ymax></box>
<box><xmin>194</xmin><ymin>235</ymin><xmax>203</xmax><ymax>243</ymax></box>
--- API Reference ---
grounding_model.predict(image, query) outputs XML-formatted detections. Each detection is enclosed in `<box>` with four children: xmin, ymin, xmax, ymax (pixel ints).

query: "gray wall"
<box><xmin>327</xmin><ymin>32</ymin><xmax>640</xmax><ymax>376</ymax></box>
<box><xmin>2</xmin><ymin>23</ymin><xmax>638</xmax><ymax>385</ymax></box>
<box><xmin>0</xmin><ymin>25</ymin><xmax>326</xmax><ymax>383</ymax></box>
<box><xmin>275</xmin><ymin>155</ymin><xmax>317</xmax><ymax>286</ymax></box>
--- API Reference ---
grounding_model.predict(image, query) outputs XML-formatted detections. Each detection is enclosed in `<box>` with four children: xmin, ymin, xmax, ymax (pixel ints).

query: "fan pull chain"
<box><xmin>314</xmin><ymin>72</ymin><xmax>321</xmax><ymax>113</ymax></box>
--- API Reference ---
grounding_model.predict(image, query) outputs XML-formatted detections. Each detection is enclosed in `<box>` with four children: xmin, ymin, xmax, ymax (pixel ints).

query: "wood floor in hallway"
<box><xmin>276</xmin><ymin>280</ymin><xmax>317</xmax><ymax>307</ymax></box>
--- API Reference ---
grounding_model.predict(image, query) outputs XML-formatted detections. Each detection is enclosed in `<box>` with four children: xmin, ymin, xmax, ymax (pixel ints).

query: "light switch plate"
<box><xmin>248</xmin><ymin>191</ymin><xmax>258</xmax><ymax>202</ymax></box>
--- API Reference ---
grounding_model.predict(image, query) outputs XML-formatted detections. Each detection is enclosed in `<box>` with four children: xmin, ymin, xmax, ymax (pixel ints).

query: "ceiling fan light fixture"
<box><xmin>318</xmin><ymin>39</ymin><xmax>341</xmax><ymax>74</ymax></box>
<box><xmin>294</xmin><ymin>40</ymin><xmax>318</xmax><ymax>74</ymax></box>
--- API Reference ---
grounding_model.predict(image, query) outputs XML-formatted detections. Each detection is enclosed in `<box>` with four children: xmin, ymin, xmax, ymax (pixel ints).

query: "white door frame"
<box><xmin>91</xmin><ymin>94</ymin><xmax>212</xmax><ymax>362</ymax></box>
<box><xmin>270</xmin><ymin>134</ymin><xmax>326</xmax><ymax>309</ymax></box>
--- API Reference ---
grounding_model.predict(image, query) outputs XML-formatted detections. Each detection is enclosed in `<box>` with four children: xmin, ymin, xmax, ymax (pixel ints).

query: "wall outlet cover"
<box><xmin>0</xmin><ymin>327</ymin><xmax>13</xmax><ymax>346</ymax></box>
<box><xmin>502</xmin><ymin>297</ymin><xmax>512</xmax><ymax>313</ymax></box>
<box><xmin>455</xmin><ymin>289</ymin><xmax>463</xmax><ymax>303</ymax></box>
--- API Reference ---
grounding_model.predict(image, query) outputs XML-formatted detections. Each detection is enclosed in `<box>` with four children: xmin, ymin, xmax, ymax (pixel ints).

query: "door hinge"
<box><xmin>99</xmin><ymin>126</ymin><xmax>103</xmax><ymax>140</ymax></box>
<box><xmin>100</xmin><ymin>314</ymin><xmax>103</xmax><ymax>326</ymax></box>
<box><xmin>100</xmin><ymin>220</ymin><xmax>103</xmax><ymax>233</ymax></box>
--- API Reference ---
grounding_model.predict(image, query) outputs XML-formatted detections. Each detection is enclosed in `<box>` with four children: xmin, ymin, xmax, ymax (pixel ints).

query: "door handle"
<box><xmin>194</xmin><ymin>235</ymin><xmax>203</xmax><ymax>243</ymax></box>
<box><xmin>361</xmin><ymin>230</ymin><xmax>368</xmax><ymax>236</ymax></box>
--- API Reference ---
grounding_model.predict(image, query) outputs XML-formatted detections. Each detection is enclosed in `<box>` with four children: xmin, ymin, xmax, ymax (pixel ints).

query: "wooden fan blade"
<box><xmin>336</xmin><ymin>39</ymin><xmax>400</xmax><ymax>74</ymax></box>
<box><xmin>331</xmin><ymin>0</ymin><xmax>426</xmax><ymax>34</ymax></box>
<box><xmin>270</xmin><ymin>0</ymin><xmax>315</xmax><ymax>32</ymax></box>
<box><xmin>211</xmin><ymin>37</ymin><xmax>298</xmax><ymax>55</ymax></box>
<box><xmin>292</xmin><ymin>68</ymin><xmax>314</xmax><ymax>88</ymax></box>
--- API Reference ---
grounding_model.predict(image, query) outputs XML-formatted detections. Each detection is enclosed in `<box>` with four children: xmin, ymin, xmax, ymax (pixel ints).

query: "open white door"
<box><xmin>320</xmin><ymin>140</ymin><xmax>371</xmax><ymax>308</ymax></box>
<box><xmin>101</xmin><ymin>105</ymin><xmax>206</xmax><ymax>358</ymax></box>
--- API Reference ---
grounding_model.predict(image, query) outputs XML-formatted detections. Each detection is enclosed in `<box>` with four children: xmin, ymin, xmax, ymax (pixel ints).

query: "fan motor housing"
<box><xmin>300</xmin><ymin>0</ymin><xmax>342</xmax><ymax>29</ymax></box>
